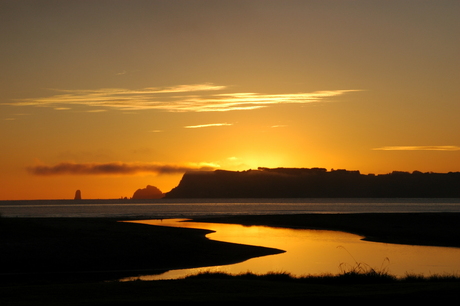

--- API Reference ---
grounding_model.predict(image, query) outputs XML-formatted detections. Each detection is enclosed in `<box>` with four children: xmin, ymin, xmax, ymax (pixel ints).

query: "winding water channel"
<box><xmin>121</xmin><ymin>219</ymin><xmax>460</xmax><ymax>281</ymax></box>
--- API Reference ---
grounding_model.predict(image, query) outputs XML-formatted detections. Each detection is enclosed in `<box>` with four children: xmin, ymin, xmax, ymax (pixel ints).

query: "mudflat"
<box><xmin>0</xmin><ymin>217</ymin><xmax>282</xmax><ymax>283</ymax></box>
<box><xmin>1</xmin><ymin>213</ymin><xmax>460</xmax><ymax>283</ymax></box>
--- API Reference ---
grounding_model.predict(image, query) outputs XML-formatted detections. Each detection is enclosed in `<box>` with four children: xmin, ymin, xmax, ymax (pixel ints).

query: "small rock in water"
<box><xmin>74</xmin><ymin>190</ymin><xmax>82</xmax><ymax>200</ymax></box>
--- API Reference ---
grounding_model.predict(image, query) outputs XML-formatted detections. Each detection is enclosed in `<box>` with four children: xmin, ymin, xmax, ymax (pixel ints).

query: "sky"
<box><xmin>1</xmin><ymin>0</ymin><xmax>459</xmax><ymax>200</ymax></box>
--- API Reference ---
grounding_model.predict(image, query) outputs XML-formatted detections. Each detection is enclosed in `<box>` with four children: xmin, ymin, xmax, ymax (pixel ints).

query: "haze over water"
<box><xmin>1</xmin><ymin>198</ymin><xmax>460</xmax><ymax>218</ymax></box>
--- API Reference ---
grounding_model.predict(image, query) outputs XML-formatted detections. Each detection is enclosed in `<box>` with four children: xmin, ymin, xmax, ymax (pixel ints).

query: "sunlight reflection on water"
<box><xmin>120</xmin><ymin>219</ymin><xmax>460</xmax><ymax>281</ymax></box>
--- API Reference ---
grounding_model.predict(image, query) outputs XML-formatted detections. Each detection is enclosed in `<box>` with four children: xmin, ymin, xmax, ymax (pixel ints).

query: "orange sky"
<box><xmin>1</xmin><ymin>1</ymin><xmax>459</xmax><ymax>200</ymax></box>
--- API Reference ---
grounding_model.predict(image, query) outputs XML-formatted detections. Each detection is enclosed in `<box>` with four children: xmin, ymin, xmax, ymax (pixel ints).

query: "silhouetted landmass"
<box><xmin>74</xmin><ymin>189</ymin><xmax>81</xmax><ymax>200</ymax></box>
<box><xmin>132</xmin><ymin>185</ymin><xmax>164</xmax><ymax>199</ymax></box>
<box><xmin>165</xmin><ymin>168</ymin><xmax>460</xmax><ymax>198</ymax></box>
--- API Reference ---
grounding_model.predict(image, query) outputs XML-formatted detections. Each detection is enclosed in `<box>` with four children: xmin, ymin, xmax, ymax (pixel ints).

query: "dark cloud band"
<box><xmin>27</xmin><ymin>162</ymin><xmax>216</xmax><ymax>176</ymax></box>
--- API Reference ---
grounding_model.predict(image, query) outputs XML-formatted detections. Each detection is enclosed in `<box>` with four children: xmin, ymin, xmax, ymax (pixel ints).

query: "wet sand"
<box><xmin>0</xmin><ymin>217</ymin><xmax>282</xmax><ymax>283</ymax></box>
<box><xmin>1</xmin><ymin>213</ymin><xmax>460</xmax><ymax>282</ymax></box>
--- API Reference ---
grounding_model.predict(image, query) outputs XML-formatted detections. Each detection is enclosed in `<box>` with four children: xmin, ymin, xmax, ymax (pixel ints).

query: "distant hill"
<box><xmin>165</xmin><ymin>167</ymin><xmax>460</xmax><ymax>198</ymax></box>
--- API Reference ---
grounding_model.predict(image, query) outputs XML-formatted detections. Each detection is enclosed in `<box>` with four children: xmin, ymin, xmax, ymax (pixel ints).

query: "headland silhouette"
<box><xmin>165</xmin><ymin>167</ymin><xmax>460</xmax><ymax>198</ymax></box>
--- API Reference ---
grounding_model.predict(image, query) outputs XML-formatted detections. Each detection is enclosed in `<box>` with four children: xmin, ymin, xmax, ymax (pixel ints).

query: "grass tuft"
<box><xmin>334</xmin><ymin>257</ymin><xmax>396</xmax><ymax>283</ymax></box>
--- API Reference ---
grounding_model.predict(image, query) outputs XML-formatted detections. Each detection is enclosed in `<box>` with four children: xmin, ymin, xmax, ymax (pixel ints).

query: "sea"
<box><xmin>1</xmin><ymin>198</ymin><xmax>460</xmax><ymax>218</ymax></box>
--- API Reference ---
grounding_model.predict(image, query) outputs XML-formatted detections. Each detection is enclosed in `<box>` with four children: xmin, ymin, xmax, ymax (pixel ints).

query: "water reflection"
<box><xmin>122</xmin><ymin>219</ymin><xmax>460</xmax><ymax>281</ymax></box>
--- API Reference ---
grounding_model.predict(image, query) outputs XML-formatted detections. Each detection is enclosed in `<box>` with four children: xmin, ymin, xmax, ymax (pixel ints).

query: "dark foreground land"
<box><xmin>1</xmin><ymin>213</ymin><xmax>460</xmax><ymax>304</ymax></box>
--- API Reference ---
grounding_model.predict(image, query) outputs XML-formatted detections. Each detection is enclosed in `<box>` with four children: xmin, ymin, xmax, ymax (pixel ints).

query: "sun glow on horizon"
<box><xmin>226</xmin><ymin>154</ymin><xmax>293</xmax><ymax>172</ymax></box>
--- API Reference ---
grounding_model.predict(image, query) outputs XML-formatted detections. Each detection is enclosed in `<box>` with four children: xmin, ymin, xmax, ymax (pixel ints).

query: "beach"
<box><xmin>2</xmin><ymin>213</ymin><xmax>460</xmax><ymax>303</ymax></box>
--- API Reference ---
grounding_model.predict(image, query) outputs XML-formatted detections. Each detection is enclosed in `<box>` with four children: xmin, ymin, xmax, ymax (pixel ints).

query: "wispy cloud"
<box><xmin>85</xmin><ymin>109</ymin><xmax>107</xmax><ymax>113</ymax></box>
<box><xmin>27</xmin><ymin>161</ymin><xmax>218</xmax><ymax>176</ymax></box>
<box><xmin>184</xmin><ymin>123</ymin><xmax>233</xmax><ymax>129</ymax></box>
<box><xmin>373</xmin><ymin>146</ymin><xmax>460</xmax><ymax>151</ymax></box>
<box><xmin>6</xmin><ymin>83</ymin><xmax>360</xmax><ymax>112</ymax></box>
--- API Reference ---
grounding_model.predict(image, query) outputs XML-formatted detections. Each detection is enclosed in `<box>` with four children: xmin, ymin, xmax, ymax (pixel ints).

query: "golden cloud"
<box><xmin>184</xmin><ymin>123</ymin><xmax>233</xmax><ymax>129</ymax></box>
<box><xmin>8</xmin><ymin>84</ymin><xmax>360</xmax><ymax>112</ymax></box>
<box><xmin>373</xmin><ymin>146</ymin><xmax>460</xmax><ymax>151</ymax></box>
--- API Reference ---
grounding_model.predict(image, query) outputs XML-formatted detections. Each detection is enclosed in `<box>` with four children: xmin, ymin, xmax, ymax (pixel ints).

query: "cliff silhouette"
<box><xmin>165</xmin><ymin>167</ymin><xmax>460</xmax><ymax>198</ymax></box>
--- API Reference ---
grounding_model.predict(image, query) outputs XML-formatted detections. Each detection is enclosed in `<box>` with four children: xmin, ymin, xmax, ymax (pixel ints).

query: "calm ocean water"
<box><xmin>1</xmin><ymin>198</ymin><xmax>460</xmax><ymax>218</ymax></box>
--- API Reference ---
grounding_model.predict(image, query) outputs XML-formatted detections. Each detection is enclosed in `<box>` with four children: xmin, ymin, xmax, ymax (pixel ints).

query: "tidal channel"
<box><xmin>121</xmin><ymin>218</ymin><xmax>460</xmax><ymax>281</ymax></box>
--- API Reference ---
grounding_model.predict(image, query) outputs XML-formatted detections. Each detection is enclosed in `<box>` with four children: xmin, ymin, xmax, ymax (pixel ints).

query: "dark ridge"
<box><xmin>165</xmin><ymin>167</ymin><xmax>460</xmax><ymax>198</ymax></box>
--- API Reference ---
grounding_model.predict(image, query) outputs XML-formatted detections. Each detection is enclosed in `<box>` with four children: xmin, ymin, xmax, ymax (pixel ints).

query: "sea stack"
<box><xmin>132</xmin><ymin>185</ymin><xmax>164</xmax><ymax>199</ymax></box>
<box><xmin>74</xmin><ymin>190</ymin><xmax>82</xmax><ymax>200</ymax></box>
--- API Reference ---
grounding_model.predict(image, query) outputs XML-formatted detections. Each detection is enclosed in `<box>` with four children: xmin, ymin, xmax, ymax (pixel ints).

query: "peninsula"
<box><xmin>165</xmin><ymin>167</ymin><xmax>460</xmax><ymax>198</ymax></box>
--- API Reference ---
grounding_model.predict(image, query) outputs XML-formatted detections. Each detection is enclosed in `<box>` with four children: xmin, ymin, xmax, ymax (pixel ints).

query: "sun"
<box><xmin>224</xmin><ymin>153</ymin><xmax>290</xmax><ymax>171</ymax></box>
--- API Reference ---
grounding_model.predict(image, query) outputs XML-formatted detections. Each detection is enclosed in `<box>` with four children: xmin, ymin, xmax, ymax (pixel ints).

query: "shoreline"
<box><xmin>2</xmin><ymin>212</ymin><xmax>460</xmax><ymax>283</ymax></box>
<box><xmin>191</xmin><ymin>213</ymin><xmax>460</xmax><ymax>248</ymax></box>
<box><xmin>0</xmin><ymin>216</ymin><xmax>282</xmax><ymax>283</ymax></box>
